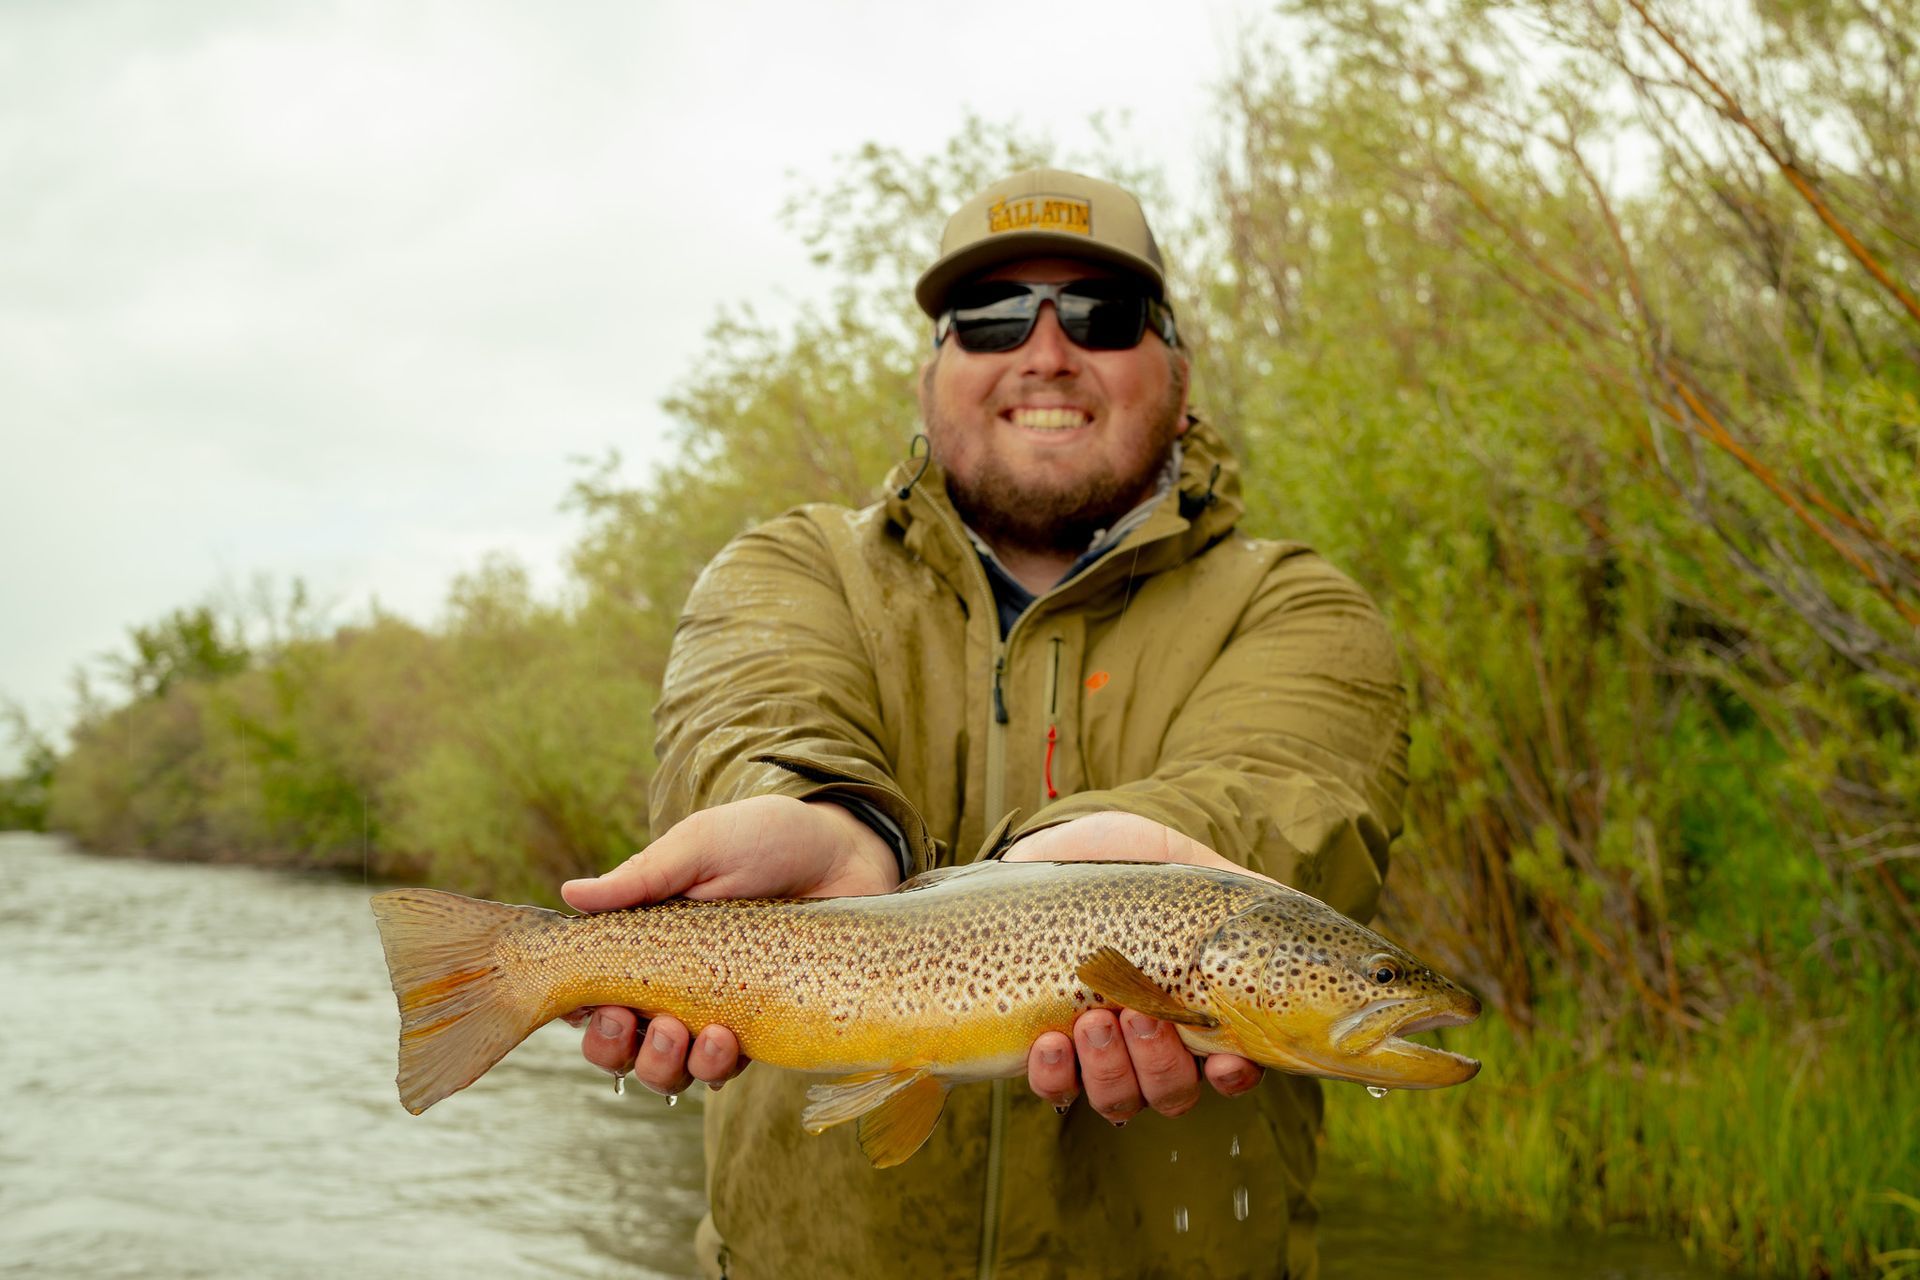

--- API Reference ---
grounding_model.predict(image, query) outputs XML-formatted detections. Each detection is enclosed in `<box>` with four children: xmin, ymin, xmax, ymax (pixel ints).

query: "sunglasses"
<box><xmin>935</xmin><ymin>279</ymin><xmax>1179</xmax><ymax>353</ymax></box>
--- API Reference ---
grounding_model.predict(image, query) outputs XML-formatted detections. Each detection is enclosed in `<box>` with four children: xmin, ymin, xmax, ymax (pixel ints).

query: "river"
<box><xmin>0</xmin><ymin>833</ymin><xmax>1724</xmax><ymax>1278</ymax></box>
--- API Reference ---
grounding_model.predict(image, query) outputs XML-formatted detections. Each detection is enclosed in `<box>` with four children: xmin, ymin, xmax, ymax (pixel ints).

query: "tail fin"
<box><xmin>369</xmin><ymin>888</ymin><xmax>563</xmax><ymax>1115</ymax></box>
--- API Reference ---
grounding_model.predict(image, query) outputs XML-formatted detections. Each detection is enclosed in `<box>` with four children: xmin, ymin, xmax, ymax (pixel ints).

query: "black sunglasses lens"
<box><xmin>948</xmin><ymin>284</ymin><xmax>1039</xmax><ymax>353</ymax></box>
<box><xmin>1058</xmin><ymin>285</ymin><xmax>1148</xmax><ymax>350</ymax></box>
<box><xmin>945</xmin><ymin>281</ymin><xmax>1154</xmax><ymax>352</ymax></box>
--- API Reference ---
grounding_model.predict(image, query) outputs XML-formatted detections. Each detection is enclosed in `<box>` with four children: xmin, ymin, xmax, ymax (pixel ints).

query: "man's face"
<box><xmin>917</xmin><ymin>257</ymin><xmax>1189</xmax><ymax>556</ymax></box>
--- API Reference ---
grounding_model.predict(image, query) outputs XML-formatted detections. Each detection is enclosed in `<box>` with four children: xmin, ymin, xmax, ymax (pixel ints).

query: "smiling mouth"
<box><xmin>1006</xmin><ymin>407</ymin><xmax>1091</xmax><ymax>431</ymax></box>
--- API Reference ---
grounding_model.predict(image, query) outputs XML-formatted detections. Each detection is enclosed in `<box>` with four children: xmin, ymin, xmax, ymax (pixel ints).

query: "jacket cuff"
<box><xmin>748</xmin><ymin>752</ymin><xmax>939</xmax><ymax>878</ymax></box>
<box><xmin>824</xmin><ymin>794</ymin><xmax>913</xmax><ymax>882</ymax></box>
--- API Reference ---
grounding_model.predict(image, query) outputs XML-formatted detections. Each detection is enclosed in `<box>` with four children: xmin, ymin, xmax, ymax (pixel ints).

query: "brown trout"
<box><xmin>371</xmin><ymin>860</ymin><xmax>1480</xmax><ymax>1166</ymax></box>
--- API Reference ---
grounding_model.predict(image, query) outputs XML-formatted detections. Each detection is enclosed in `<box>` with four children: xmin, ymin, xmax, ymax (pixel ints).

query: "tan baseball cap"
<box><xmin>914</xmin><ymin>167</ymin><xmax>1166</xmax><ymax>318</ymax></box>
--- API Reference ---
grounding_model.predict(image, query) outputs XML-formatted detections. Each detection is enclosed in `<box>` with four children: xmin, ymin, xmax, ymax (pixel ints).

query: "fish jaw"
<box><xmin>1208</xmin><ymin>982</ymin><xmax>1482</xmax><ymax>1090</ymax></box>
<box><xmin>1330</xmin><ymin>997</ymin><xmax>1483</xmax><ymax>1087</ymax></box>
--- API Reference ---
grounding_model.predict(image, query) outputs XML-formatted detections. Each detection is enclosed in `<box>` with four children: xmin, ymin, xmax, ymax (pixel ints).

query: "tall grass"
<box><xmin>1328</xmin><ymin>981</ymin><xmax>1920</xmax><ymax>1277</ymax></box>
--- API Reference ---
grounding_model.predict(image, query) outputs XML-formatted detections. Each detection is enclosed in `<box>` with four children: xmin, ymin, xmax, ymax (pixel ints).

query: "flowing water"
<box><xmin>1</xmin><ymin>833</ymin><xmax>1725</xmax><ymax>1278</ymax></box>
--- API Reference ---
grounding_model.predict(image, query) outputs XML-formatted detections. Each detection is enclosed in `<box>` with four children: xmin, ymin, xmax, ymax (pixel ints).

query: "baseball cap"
<box><xmin>914</xmin><ymin>167</ymin><xmax>1167</xmax><ymax>318</ymax></box>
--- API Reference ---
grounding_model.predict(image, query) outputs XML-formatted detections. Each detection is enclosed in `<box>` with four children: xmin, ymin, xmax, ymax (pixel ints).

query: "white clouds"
<box><xmin>0</xmin><ymin>0</ymin><xmax>1272</xmax><ymax>750</ymax></box>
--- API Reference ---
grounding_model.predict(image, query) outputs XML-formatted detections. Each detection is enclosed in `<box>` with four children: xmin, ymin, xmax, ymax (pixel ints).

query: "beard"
<box><xmin>927</xmin><ymin>376</ymin><xmax>1186</xmax><ymax>557</ymax></box>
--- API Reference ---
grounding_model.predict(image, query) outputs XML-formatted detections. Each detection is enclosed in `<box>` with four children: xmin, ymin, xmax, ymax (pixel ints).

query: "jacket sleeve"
<box><xmin>649</xmin><ymin>511</ymin><xmax>938</xmax><ymax>876</ymax></box>
<box><xmin>1015</xmin><ymin>552</ymin><xmax>1409</xmax><ymax>921</ymax></box>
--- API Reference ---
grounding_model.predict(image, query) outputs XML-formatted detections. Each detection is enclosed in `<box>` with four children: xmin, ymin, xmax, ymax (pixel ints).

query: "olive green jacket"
<box><xmin>650</xmin><ymin>421</ymin><xmax>1410</xmax><ymax>1280</ymax></box>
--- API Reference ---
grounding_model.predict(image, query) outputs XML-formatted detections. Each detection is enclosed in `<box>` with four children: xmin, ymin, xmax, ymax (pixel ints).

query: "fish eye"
<box><xmin>1366</xmin><ymin>957</ymin><xmax>1400</xmax><ymax>986</ymax></box>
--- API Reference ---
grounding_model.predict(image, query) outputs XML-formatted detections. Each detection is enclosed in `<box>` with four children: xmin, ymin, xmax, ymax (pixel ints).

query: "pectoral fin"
<box><xmin>1076</xmin><ymin>946</ymin><xmax>1219</xmax><ymax>1028</ymax></box>
<box><xmin>802</xmin><ymin>1067</ymin><xmax>951</xmax><ymax>1168</ymax></box>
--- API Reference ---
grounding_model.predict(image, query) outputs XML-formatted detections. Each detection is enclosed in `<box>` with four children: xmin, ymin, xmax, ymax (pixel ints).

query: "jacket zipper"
<box><xmin>915</xmin><ymin>487</ymin><xmax>1185</xmax><ymax>1280</ymax></box>
<box><xmin>981</xmin><ymin>644</ymin><xmax>1009</xmax><ymax>1280</ymax></box>
<box><xmin>1041</xmin><ymin>636</ymin><xmax>1063</xmax><ymax>808</ymax></box>
<box><xmin>915</xmin><ymin>495</ymin><xmax>1011</xmax><ymax>1280</ymax></box>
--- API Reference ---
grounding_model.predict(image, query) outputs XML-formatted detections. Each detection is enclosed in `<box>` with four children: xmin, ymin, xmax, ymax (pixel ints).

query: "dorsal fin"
<box><xmin>895</xmin><ymin>865</ymin><xmax>972</xmax><ymax>892</ymax></box>
<box><xmin>895</xmin><ymin>862</ymin><xmax>1013</xmax><ymax>893</ymax></box>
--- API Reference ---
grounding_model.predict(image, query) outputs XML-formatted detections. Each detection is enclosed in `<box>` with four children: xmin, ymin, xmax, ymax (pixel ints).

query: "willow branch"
<box><xmin>1622</xmin><ymin>0</ymin><xmax>1920</xmax><ymax>330</ymax></box>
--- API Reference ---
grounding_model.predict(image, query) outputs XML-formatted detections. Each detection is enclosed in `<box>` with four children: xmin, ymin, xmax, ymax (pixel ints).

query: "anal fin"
<box><xmin>802</xmin><ymin>1066</ymin><xmax>950</xmax><ymax>1168</ymax></box>
<box><xmin>1076</xmin><ymin>945</ymin><xmax>1218</xmax><ymax>1028</ymax></box>
<box><xmin>857</xmin><ymin>1072</ymin><xmax>948</xmax><ymax>1168</ymax></box>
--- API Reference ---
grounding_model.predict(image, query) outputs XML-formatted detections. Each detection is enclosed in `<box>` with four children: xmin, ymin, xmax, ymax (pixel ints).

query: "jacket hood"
<box><xmin>881</xmin><ymin>418</ymin><xmax>1245</xmax><ymax>600</ymax></box>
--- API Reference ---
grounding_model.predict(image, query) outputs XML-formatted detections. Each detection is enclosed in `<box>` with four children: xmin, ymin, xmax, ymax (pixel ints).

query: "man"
<box><xmin>562</xmin><ymin>169</ymin><xmax>1409</xmax><ymax>1279</ymax></box>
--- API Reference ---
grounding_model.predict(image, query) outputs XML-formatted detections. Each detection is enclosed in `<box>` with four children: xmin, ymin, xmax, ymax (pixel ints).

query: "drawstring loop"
<box><xmin>1179</xmin><ymin>461</ymin><xmax>1221</xmax><ymax>519</ymax></box>
<box><xmin>896</xmin><ymin>433</ymin><xmax>931</xmax><ymax>500</ymax></box>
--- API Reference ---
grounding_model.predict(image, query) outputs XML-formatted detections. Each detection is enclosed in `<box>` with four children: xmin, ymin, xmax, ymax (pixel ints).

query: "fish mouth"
<box><xmin>1329</xmin><ymin>998</ymin><xmax>1482</xmax><ymax>1089</ymax></box>
<box><xmin>1211</xmin><ymin>983</ymin><xmax>1484</xmax><ymax>1090</ymax></box>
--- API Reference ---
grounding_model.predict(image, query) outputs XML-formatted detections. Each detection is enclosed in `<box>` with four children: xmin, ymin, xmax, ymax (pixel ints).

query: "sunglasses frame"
<box><xmin>934</xmin><ymin>280</ymin><xmax>1179</xmax><ymax>353</ymax></box>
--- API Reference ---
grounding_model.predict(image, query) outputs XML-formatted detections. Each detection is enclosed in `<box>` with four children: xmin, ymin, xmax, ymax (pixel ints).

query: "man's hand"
<box><xmin>559</xmin><ymin>795</ymin><xmax>899</xmax><ymax>1096</ymax></box>
<box><xmin>1005</xmin><ymin>811</ymin><xmax>1271</xmax><ymax>1122</ymax></box>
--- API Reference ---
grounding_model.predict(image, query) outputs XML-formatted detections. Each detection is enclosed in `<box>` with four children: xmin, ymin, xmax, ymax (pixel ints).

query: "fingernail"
<box><xmin>645</xmin><ymin>1026</ymin><xmax>672</xmax><ymax>1056</ymax></box>
<box><xmin>1041</xmin><ymin>1046</ymin><xmax>1066</xmax><ymax>1066</ymax></box>
<box><xmin>1220</xmin><ymin>1070</ymin><xmax>1249</xmax><ymax>1090</ymax></box>
<box><xmin>1085</xmin><ymin>1023</ymin><xmax>1114</xmax><ymax>1049</ymax></box>
<box><xmin>594</xmin><ymin>1011</ymin><xmax>620</xmax><ymax>1039</ymax></box>
<box><xmin>1127</xmin><ymin>1017</ymin><xmax>1161</xmax><ymax>1041</ymax></box>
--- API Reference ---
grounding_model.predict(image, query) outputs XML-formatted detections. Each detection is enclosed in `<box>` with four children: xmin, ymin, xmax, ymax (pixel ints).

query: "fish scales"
<box><xmin>371</xmin><ymin>860</ymin><xmax>1482</xmax><ymax>1166</ymax></box>
<box><xmin>496</xmin><ymin>863</ymin><xmax>1261</xmax><ymax>1075</ymax></box>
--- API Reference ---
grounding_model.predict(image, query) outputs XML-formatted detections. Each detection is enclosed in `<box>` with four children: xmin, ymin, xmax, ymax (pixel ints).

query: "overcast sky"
<box><xmin>0</xmin><ymin>0</ymin><xmax>1275</xmax><ymax>753</ymax></box>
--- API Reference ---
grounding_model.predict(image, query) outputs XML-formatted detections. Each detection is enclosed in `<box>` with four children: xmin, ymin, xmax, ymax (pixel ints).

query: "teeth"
<box><xmin>1010</xmin><ymin>407</ymin><xmax>1089</xmax><ymax>431</ymax></box>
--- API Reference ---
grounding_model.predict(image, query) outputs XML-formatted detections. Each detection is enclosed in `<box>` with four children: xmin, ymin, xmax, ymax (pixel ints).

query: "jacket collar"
<box><xmin>882</xmin><ymin>419</ymin><xmax>1245</xmax><ymax>607</ymax></box>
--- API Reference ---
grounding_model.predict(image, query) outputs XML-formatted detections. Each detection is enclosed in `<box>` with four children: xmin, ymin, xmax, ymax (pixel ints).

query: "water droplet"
<box><xmin>667</xmin><ymin>1092</ymin><xmax>680</xmax><ymax>1107</ymax></box>
<box><xmin>1169</xmin><ymin>1149</ymin><xmax>1179</xmax><ymax>1164</ymax></box>
<box><xmin>1233</xmin><ymin>1185</ymin><xmax>1250</xmax><ymax>1221</ymax></box>
<box><xmin>1173</xmin><ymin>1206</ymin><xmax>1189</xmax><ymax>1234</ymax></box>
<box><xmin>1229</xmin><ymin>1134</ymin><xmax>1240</xmax><ymax>1157</ymax></box>
<box><xmin>1367</xmin><ymin>1085</ymin><xmax>1389</xmax><ymax>1099</ymax></box>
<box><xmin>612</xmin><ymin>1072</ymin><xmax>626</xmax><ymax>1097</ymax></box>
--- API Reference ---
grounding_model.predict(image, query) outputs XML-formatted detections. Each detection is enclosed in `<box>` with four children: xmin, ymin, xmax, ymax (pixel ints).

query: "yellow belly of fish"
<box><xmin>538</xmin><ymin>965</ymin><xmax>1079</xmax><ymax>1078</ymax></box>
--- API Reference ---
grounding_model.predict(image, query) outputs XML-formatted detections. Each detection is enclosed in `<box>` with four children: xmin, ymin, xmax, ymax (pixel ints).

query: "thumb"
<box><xmin>562</xmin><ymin>834</ymin><xmax>701</xmax><ymax>913</ymax></box>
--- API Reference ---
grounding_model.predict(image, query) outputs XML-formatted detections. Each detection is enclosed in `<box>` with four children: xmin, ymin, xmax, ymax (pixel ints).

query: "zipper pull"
<box><xmin>993</xmin><ymin>655</ymin><xmax>1009</xmax><ymax>724</ymax></box>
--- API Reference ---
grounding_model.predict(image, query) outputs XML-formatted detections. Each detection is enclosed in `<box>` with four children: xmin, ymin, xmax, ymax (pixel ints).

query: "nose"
<box><xmin>1017</xmin><ymin>302</ymin><xmax>1079</xmax><ymax>377</ymax></box>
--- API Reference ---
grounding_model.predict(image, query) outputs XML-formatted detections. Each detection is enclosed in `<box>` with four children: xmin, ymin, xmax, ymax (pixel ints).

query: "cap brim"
<box><xmin>914</xmin><ymin>234</ymin><xmax>1166</xmax><ymax>318</ymax></box>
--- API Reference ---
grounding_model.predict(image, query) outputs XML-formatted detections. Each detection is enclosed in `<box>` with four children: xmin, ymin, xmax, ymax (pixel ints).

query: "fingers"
<box><xmin>1041</xmin><ymin>1010</ymin><xmax>1238</xmax><ymax>1125</ymax></box>
<box><xmin>1203</xmin><ymin>1053</ymin><xmax>1264</xmax><ymax>1098</ymax></box>
<box><xmin>1026</xmin><ymin>1031</ymin><xmax>1078</xmax><ymax>1110</ymax></box>
<box><xmin>628</xmin><ymin>1015</ymin><xmax>695</xmax><ymax>1094</ymax></box>
<box><xmin>1118</xmin><ymin>1010</ymin><xmax>1202</xmax><ymax>1117</ymax></box>
<box><xmin>1074</xmin><ymin>1009</ymin><xmax>1203</xmax><ymax>1125</ymax></box>
<box><xmin>562</xmin><ymin>836</ymin><xmax>699</xmax><ymax>913</ymax></box>
<box><xmin>591</xmin><ymin>1012</ymin><xmax>749</xmax><ymax>1096</ymax></box>
<box><xmin>581</xmin><ymin>1006</ymin><xmax>640</xmax><ymax>1076</ymax></box>
<box><xmin>1073</xmin><ymin>1009</ymin><xmax>1144</xmax><ymax>1125</ymax></box>
<box><xmin>560</xmin><ymin>798</ymin><xmax>895</xmax><ymax>915</ymax></box>
<box><xmin>684</xmin><ymin>1023</ymin><xmax>747</xmax><ymax>1089</ymax></box>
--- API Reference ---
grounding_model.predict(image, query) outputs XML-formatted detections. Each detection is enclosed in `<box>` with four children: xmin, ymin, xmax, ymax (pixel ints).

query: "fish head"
<box><xmin>1198</xmin><ymin>893</ymin><xmax>1482</xmax><ymax>1090</ymax></box>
